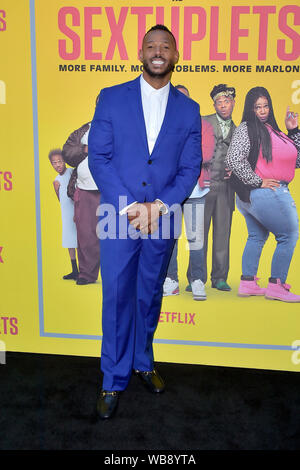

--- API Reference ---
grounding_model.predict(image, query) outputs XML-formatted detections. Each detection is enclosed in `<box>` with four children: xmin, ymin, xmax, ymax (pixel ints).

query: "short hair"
<box><xmin>144</xmin><ymin>24</ymin><xmax>177</xmax><ymax>49</ymax></box>
<box><xmin>210</xmin><ymin>83</ymin><xmax>236</xmax><ymax>101</ymax></box>
<box><xmin>48</xmin><ymin>148</ymin><xmax>63</xmax><ymax>162</ymax></box>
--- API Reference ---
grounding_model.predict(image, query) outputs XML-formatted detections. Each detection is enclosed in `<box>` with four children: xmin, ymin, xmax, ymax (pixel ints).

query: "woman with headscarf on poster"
<box><xmin>225</xmin><ymin>86</ymin><xmax>300</xmax><ymax>302</ymax></box>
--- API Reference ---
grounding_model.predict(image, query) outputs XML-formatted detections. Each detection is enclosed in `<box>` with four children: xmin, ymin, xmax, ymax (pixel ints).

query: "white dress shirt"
<box><xmin>77</xmin><ymin>125</ymin><xmax>98</xmax><ymax>191</ymax></box>
<box><xmin>140</xmin><ymin>74</ymin><xmax>170</xmax><ymax>154</ymax></box>
<box><xmin>120</xmin><ymin>75</ymin><xmax>170</xmax><ymax>214</ymax></box>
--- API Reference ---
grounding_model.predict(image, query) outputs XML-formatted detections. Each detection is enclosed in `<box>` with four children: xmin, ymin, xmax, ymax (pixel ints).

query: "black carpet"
<box><xmin>0</xmin><ymin>352</ymin><xmax>300</xmax><ymax>451</ymax></box>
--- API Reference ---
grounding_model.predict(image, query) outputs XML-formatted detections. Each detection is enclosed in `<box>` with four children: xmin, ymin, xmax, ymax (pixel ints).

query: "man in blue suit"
<box><xmin>88</xmin><ymin>25</ymin><xmax>202</xmax><ymax>419</ymax></box>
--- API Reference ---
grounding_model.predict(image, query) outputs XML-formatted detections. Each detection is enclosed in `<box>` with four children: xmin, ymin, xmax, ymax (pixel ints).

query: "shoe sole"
<box><xmin>214</xmin><ymin>289</ymin><xmax>231</xmax><ymax>292</ymax></box>
<box><xmin>163</xmin><ymin>291</ymin><xmax>179</xmax><ymax>296</ymax></box>
<box><xmin>212</xmin><ymin>286</ymin><xmax>231</xmax><ymax>291</ymax></box>
<box><xmin>193</xmin><ymin>296</ymin><xmax>206</xmax><ymax>301</ymax></box>
<box><xmin>265</xmin><ymin>295</ymin><xmax>300</xmax><ymax>303</ymax></box>
<box><xmin>238</xmin><ymin>292</ymin><xmax>265</xmax><ymax>297</ymax></box>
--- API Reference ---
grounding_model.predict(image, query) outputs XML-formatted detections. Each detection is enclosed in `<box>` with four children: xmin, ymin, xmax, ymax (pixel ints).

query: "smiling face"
<box><xmin>214</xmin><ymin>95</ymin><xmax>235</xmax><ymax>120</ymax></box>
<box><xmin>139</xmin><ymin>29</ymin><xmax>179</xmax><ymax>83</ymax></box>
<box><xmin>253</xmin><ymin>96</ymin><xmax>270</xmax><ymax>123</ymax></box>
<box><xmin>50</xmin><ymin>154</ymin><xmax>66</xmax><ymax>174</ymax></box>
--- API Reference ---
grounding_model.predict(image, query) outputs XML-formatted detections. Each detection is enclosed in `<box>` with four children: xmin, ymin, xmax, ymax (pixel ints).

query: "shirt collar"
<box><xmin>140</xmin><ymin>74</ymin><xmax>170</xmax><ymax>98</ymax></box>
<box><xmin>216</xmin><ymin>113</ymin><xmax>232</xmax><ymax>126</ymax></box>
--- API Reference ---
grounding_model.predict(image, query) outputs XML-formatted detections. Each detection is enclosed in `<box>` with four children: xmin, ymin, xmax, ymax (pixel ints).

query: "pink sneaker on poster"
<box><xmin>265</xmin><ymin>279</ymin><xmax>300</xmax><ymax>303</ymax></box>
<box><xmin>238</xmin><ymin>276</ymin><xmax>266</xmax><ymax>297</ymax></box>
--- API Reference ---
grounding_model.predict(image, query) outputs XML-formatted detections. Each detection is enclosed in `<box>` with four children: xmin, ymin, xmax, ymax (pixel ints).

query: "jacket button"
<box><xmin>142</xmin><ymin>181</ymin><xmax>147</xmax><ymax>186</ymax></box>
<box><xmin>148</xmin><ymin>159</ymin><xmax>152</xmax><ymax>164</ymax></box>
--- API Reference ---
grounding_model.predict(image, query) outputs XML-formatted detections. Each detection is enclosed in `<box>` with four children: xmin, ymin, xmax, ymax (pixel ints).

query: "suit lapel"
<box><xmin>213</xmin><ymin>114</ymin><xmax>224</xmax><ymax>140</ymax></box>
<box><xmin>225</xmin><ymin>122</ymin><xmax>235</xmax><ymax>143</ymax></box>
<box><xmin>126</xmin><ymin>78</ymin><xmax>177</xmax><ymax>157</ymax></box>
<box><xmin>127</xmin><ymin>76</ymin><xmax>150</xmax><ymax>155</ymax></box>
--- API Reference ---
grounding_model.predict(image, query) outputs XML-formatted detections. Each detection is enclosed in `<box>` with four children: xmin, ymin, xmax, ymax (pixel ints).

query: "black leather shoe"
<box><xmin>134</xmin><ymin>368</ymin><xmax>165</xmax><ymax>393</ymax></box>
<box><xmin>97</xmin><ymin>390</ymin><xmax>119</xmax><ymax>419</ymax></box>
<box><xmin>63</xmin><ymin>272</ymin><xmax>78</xmax><ymax>280</ymax></box>
<box><xmin>76</xmin><ymin>278</ymin><xmax>95</xmax><ymax>285</ymax></box>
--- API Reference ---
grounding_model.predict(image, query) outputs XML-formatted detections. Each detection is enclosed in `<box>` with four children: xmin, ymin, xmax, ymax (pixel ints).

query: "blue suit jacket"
<box><xmin>88</xmin><ymin>76</ymin><xmax>202</xmax><ymax>213</ymax></box>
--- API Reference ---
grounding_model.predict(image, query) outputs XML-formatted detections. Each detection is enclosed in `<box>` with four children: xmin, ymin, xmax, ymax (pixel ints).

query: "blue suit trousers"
<box><xmin>100</xmin><ymin>222</ymin><xmax>176</xmax><ymax>391</ymax></box>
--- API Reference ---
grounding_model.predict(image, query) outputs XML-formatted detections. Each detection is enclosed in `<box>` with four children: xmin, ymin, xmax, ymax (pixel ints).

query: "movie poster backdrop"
<box><xmin>1</xmin><ymin>0</ymin><xmax>300</xmax><ymax>371</ymax></box>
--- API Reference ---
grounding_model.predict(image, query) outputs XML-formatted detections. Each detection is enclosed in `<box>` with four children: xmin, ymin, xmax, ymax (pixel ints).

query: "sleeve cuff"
<box><xmin>119</xmin><ymin>201</ymin><xmax>137</xmax><ymax>215</ymax></box>
<box><xmin>120</xmin><ymin>200</ymin><xmax>169</xmax><ymax>216</ymax></box>
<box><xmin>155</xmin><ymin>199</ymin><xmax>168</xmax><ymax>215</ymax></box>
<box><xmin>288</xmin><ymin>127</ymin><xmax>299</xmax><ymax>137</ymax></box>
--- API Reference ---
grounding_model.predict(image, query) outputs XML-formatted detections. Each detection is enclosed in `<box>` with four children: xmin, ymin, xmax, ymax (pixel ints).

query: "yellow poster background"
<box><xmin>1</xmin><ymin>0</ymin><xmax>300</xmax><ymax>371</ymax></box>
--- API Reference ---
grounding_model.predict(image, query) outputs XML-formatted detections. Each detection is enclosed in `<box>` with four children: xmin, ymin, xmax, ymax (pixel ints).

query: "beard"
<box><xmin>142</xmin><ymin>58</ymin><xmax>175</xmax><ymax>78</ymax></box>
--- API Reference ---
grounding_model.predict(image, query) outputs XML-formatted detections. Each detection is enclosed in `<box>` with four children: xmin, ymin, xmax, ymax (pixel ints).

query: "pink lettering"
<box><xmin>105</xmin><ymin>7</ymin><xmax>129</xmax><ymax>60</ymax></box>
<box><xmin>0</xmin><ymin>247</ymin><xmax>3</xmax><ymax>263</ymax></box>
<box><xmin>4</xmin><ymin>172</ymin><xmax>12</xmax><ymax>191</ymax></box>
<box><xmin>171</xmin><ymin>7</ymin><xmax>180</xmax><ymax>49</ymax></box>
<box><xmin>156</xmin><ymin>6</ymin><xmax>164</xmax><ymax>25</ymax></box>
<box><xmin>56</xmin><ymin>5</ymin><xmax>300</xmax><ymax>63</ymax></box>
<box><xmin>253</xmin><ymin>6</ymin><xmax>276</xmax><ymax>60</ymax></box>
<box><xmin>84</xmin><ymin>7</ymin><xmax>102</xmax><ymax>60</ymax></box>
<box><xmin>209</xmin><ymin>6</ymin><xmax>226</xmax><ymax>60</ymax></box>
<box><xmin>183</xmin><ymin>7</ymin><xmax>206</xmax><ymax>60</ymax></box>
<box><xmin>277</xmin><ymin>5</ymin><xmax>300</xmax><ymax>61</ymax></box>
<box><xmin>158</xmin><ymin>311</ymin><xmax>196</xmax><ymax>325</ymax></box>
<box><xmin>58</xmin><ymin>7</ymin><xmax>81</xmax><ymax>60</ymax></box>
<box><xmin>1</xmin><ymin>317</ymin><xmax>8</xmax><ymax>334</ymax></box>
<box><xmin>131</xmin><ymin>6</ymin><xmax>153</xmax><ymax>54</ymax></box>
<box><xmin>0</xmin><ymin>10</ymin><xmax>6</xmax><ymax>31</ymax></box>
<box><xmin>171</xmin><ymin>312</ymin><xmax>177</xmax><ymax>322</ymax></box>
<box><xmin>178</xmin><ymin>313</ymin><xmax>184</xmax><ymax>324</ymax></box>
<box><xmin>10</xmin><ymin>318</ymin><xmax>18</xmax><ymax>335</ymax></box>
<box><xmin>230</xmin><ymin>6</ymin><xmax>249</xmax><ymax>60</ymax></box>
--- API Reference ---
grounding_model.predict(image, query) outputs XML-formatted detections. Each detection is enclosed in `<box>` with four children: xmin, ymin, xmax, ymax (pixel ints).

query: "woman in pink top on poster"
<box><xmin>225</xmin><ymin>86</ymin><xmax>300</xmax><ymax>302</ymax></box>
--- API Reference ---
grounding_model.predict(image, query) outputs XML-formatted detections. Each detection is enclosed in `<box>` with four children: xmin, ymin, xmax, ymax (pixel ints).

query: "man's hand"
<box><xmin>127</xmin><ymin>202</ymin><xmax>160</xmax><ymax>234</ymax></box>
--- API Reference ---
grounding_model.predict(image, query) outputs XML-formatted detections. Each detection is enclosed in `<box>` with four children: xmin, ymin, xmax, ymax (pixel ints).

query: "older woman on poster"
<box><xmin>225</xmin><ymin>86</ymin><xmax>300</xmax><ymax>302</ymax></box>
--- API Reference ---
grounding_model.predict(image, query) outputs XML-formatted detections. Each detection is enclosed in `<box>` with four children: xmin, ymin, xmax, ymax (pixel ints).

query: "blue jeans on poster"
<box><xmin>166</xmin><ymin>196</ymin><xmax>205</xmax><ymax>282</ymax></box>
<box><xmin>236</xmin><ymin>185</ymin><xmax>299</xmax><ymax>283</ymax></box>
